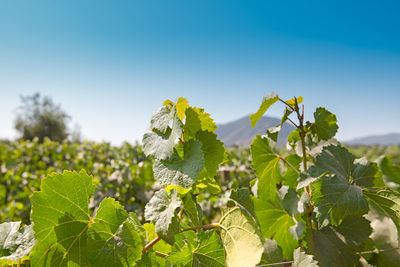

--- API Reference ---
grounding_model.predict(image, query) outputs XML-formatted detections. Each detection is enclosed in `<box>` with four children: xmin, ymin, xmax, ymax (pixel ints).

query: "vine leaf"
<box><xmin>30</xmin><ymin>170</ymin><xmax>143</xmax><ymax>267</ymax></box>
<box><xmin>251</xmin><ymin>135</ymin><xmax>281</xmax><ymax>202</ymax></box>
<box><xmin>313</xmin><ymin>175</ymin><xmax>369</xmax><ymax>226</ymax></box>
<box><xmin>379</xmin><ymin>156</ymin><xmax>400</xmax><ymax>191</ymax></box>
<box><xmin>219</xmin><ymin>207</ymin><xmax>264</xmax><ymax>267</ymax></box>
<box><xmin>175</xmin><ymin>97</ymin><xmax>189</xmax><ymax>121</ymax></box>
<box><xmin>183</xmin><ymin>194</ymin><xmax>202</xmax><ymax>227</ymax></box>
<box><xmin>363</xmin><ymin>189</ymin><xmax>400</xmax><ymax>245</ymax></box>
<box><xmin>305</xmin><ymin>216</ymin><xmax>371</xmax><ymax>267</ymax></box>
<box><xmin>196</xmin><ymin>131</ymin><xmax>225</xmax><ymax>177</ymax></box>
<box><xmin>310</xmin><ymin>145</ymin><xmax>377</xmax><ymax>225</ymax></box>
<box><xmin>87</xmin><ymin>198</ymin><xmax>143</xmax><ymax>266</ymax></box>
<box><xmin>144</xmin><ymin>189</ymin><xmax>181</xmax><ymax>237</ymax></box>
<box><xmin>249</xmin><ymin>92</ymin><xmax>279</xmax><ymax>128</ymax></box>
<box><xmin>167</xmin><ymin>230</ymin><xmax>225</xmax><ymax>266</ymax></box>
<box><xmin>311</xmin><ymin>107</ymin><xmax>338</xmax><ymax>141</ymax></box>
<box><xmin>150</xmin><ymin>106</ymin><xmax>173</xmax><ymax>134</ymax></box>
<box><xmin>143</xmin><ymin>113</ymin><xmax>183</xmax><ymax>160</ymax></box>
<box><xmin>0</xmin><ymin>222</ymin><xmax>36</xmax><ymax>262</ymax></box>
<box><xmin>153</xmin><ymin>140</ymin><xmax>204</xmax><ymax>188</ymax></box>
<box><xmin>253</xmin><ymin>198</ymin><xmax>297</xmax><ymax>259</ymax></box>
<box><xmin>184</xmin><ymin>107</ymin><xmax>217</xmax><ymax>140</ymax></box>
<box><xmin>293</xmin><ymin>248</ymin><xmax>318</xmax><ymax>267</ymax></box>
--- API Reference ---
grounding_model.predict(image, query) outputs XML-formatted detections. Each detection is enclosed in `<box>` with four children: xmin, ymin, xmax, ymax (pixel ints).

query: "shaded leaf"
<box><xmin>379</xmin><ymin>156</ymin><xmax>400</xmax><ymax>191</ymax></box>
<box><xmin>311</xmin><ymin>107</ymin><xmax>338</xmax><ymax>141</ymax></box>
<box><xmin>196</xmin><ymin>131</ymin><xmax>225</xmax><ymax>177</ymax></box>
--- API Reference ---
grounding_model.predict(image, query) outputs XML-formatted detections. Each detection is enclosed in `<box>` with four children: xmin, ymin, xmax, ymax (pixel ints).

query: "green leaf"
<box><xmin>144</xmin><ymin>189</ymin><xmax>181</xmax><ymax>236</ymax></box>
<box><xmin>0</xmin><ymin>222</ymin><xmax>36</xmax><ymax>262</ymax></box>
<box><xmin>312</xmin><ymin>175</ymin><xmax>369</xmax><ymax>226</ymax></box>
<box><xmin>219</xmin><ymin>207</ymin><xmax>264</xmax><ymax>267</ymax></box>
<box><xmin>30</xmin><ymin>170</ymin><xmax>95</xmax><ymax>266</ymax></box>
<box><xmin>379</xmin><ymin>156</ymin><xmax>400</xmax><ymax>191</ymax></box>
<box><xmin>293</xmin><ymin>248</ymin><xmax>318</xmax><ymax>267</ymax></box>
<box><xmin>250</xmin><ymin>92</ymin><xmax>279</xmax><ymax>128</ymax></box>
<box><xmin>150</xmin><ymin>106</ymin><xmax>173</xmax><ymax>134</ymax></box>
<box><xmin>167</xmin><ymin>230</ymin><xmax>225</xmax><ymax>267</ymax></box>
<box><xmin>311</xmin><ymin>107</ymin><xmax>338</xmax><ymax>141</ymax></box>
<box><xmin>30</xmin><ymin>170</ymin><xmax>143</xmax><ymax>267</ymax></box>
<box><xmin>363</xmin><ymin>189</ymin><xmax>400</xmax><ymax>245</ymax></box>
<box><xmin>143</xmin><ymin>113</ymin><xmax>183</xmax><ymax>160</ymax></box>
<box><xmin>282</xmin><ymin>154</ymin><xmax>301</xmax><ymax>189</ymax></box>
<box><xmin>305</xmin><ymin>216</ymin><xmax>371</xmax><ymax>267</ymax></box>
<box><xmin>196</xmin><ymin>131</ymin><xmax>225</xmax><ymax>177</ymax></box>
<box><xmin>253</xmin><ymin>198</ymin><xmax>297</xmax><ymax>259</ymax></box>
<box><xmin>184</xmin><ymin>107</ymin><xmax>217</xmax><ymax>140</ymax></box>
<box><xmin>87</xmin><ymin>198</ymin><xmax>143</xmax><ymax>266</ymax></box>
<box><xmin>183</xmin><ymin>194</ymin><xmax>202</xmax><ymax>227</ymax></box>
<box><xmin>153</xmin><ymin>140</ymin><xmax>204</xmax><ymax>188</ymax></box>
<box><xmin>251</xmin><ymin>135</ymin><xmax>281</xmax><ymax>202</ymax></box>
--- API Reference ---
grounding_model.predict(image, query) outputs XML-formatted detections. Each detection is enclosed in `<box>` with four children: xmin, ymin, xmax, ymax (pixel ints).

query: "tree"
<box><xmin>14</xmin><ymin>93</ymin><xmax>70</xmax><ymax>142</ymax></box>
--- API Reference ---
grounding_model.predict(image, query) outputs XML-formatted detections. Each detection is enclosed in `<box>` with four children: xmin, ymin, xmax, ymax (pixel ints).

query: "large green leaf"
<box><xmin>0</xmin><ymin>222</ymin><xmax>36</xmax><ymax>262</ymax></box>
<box><xmin>219</xmin><ymin>207</ymin><xmax>264</xmax><ymax>267</ymax></box>
<box><xmin>311</xmin><ymin>107</ymin><xmax>338</xmax><ymax>141</ymax></box>
<box><xmin>167</xmin><ymin>230</ymin><xmax>225</xmax><ymax>267</ymax></box>
<box><xmin>363</xmin><ymin>189</ymin><xmax>400</xmax><ymax>245</ymax></box>
<box><xmin>249</xmin><ymin>93</ymin><xmax>279</xmax><ymax>128</ymax></box>
<box><xmin>196</xmin><ymin>131</ymin><xmax>225</xmax><ymax>177</ymax></box>
<box><xmin>143</xmin><ymin>114</ymin><xmax>183</xmax><ymax>160</ymax></box>
<box><xmin>144</xmin><ymin>189</ymin><xmax>181</xmax><ymax>236</ymax></box>
<box><xmin>251</xmin><ymin>135</ymin><xmax>281</xmax><ymax>202</ymax></box>
<box><xmin>253</xmin><ymin>198</ymin><xmax>297</xmax><ymax>259</ymax></box>
<box><xmin>153</xmin><ymin>140</ymin><xmax>204</xmax><ymax>188</ymax></box>
<box><xmin>313</xmin><ymin>175</ymin><xmax>369</xmax><ymax>226</ymax></box>
<box><xmin>305</xmin><ymin>216</ymin><xmax>371</xmax><ymax>267</ymax></box>
<box><xmin>30</xmin><ymin>170</ymin><xmax>143</xmax><ymax>267</ymax></box>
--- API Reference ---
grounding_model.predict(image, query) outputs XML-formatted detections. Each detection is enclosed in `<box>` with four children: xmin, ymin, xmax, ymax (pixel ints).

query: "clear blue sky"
<box><xmin>1</xmin><ymin>0</ymin><xmax>399</xmax><ymax>144</ymax></box>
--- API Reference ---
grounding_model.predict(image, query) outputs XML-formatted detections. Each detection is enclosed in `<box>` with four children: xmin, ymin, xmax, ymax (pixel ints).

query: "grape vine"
<box><xmin>1</xmin><ymin>94</ymin><xmax>400</xmax><ymax>266</ymax></box>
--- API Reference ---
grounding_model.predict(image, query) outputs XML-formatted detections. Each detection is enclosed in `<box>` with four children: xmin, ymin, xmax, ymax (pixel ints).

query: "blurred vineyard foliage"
<box><xmin>2</xmin><ymin>137</ymin><xmax>399</xmax><ymax>226</ymax></box>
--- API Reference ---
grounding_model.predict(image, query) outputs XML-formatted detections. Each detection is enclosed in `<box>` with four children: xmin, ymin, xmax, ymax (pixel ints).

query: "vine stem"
<box><xmin>142</xmin><ymin>236</ymin><xmax>161</xmax><ymax>254</ymax></box>
<box><xmin>180</xmin><ymin>222</ymin><xmax>220</xmax><ymax>233</ymax></box>
<box><xmin>142</xmin><ymin>223</ymin><xmax>220</xmax><ymax>254</ymax></box>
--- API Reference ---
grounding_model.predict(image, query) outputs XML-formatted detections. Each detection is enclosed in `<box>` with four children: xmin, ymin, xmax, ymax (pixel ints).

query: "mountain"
<box><xmin>215</xmin><ymin>115</ymin><xmax>295</xmax><ymax>147</ymax></box>
<box><xmin>344</xmin><ymin>133</ymin><xmax>400</xmax><ymax>146</ymax></box>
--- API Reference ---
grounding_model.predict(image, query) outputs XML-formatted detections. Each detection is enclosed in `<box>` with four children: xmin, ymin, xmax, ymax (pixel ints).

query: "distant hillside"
<box><xmin>215</xmin><ymin>116</ymin><xmax>295</xmax><ymax>147</ymax></box>
<box><xmin>344</xmin><ymin>133</ymin><xmax>400</xmax><ymax>146</ymax></box>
